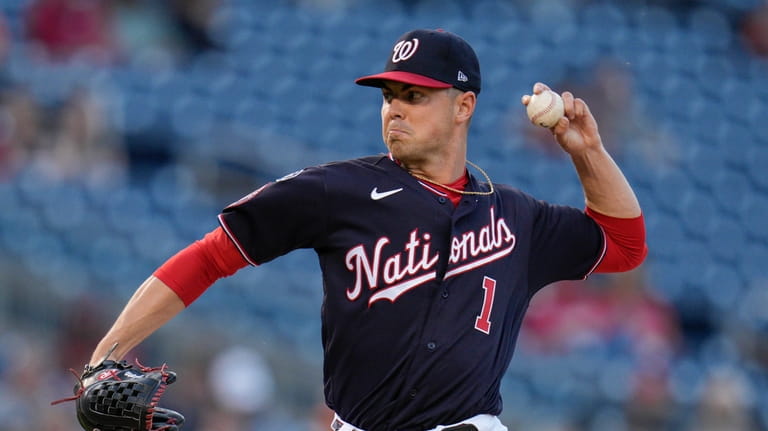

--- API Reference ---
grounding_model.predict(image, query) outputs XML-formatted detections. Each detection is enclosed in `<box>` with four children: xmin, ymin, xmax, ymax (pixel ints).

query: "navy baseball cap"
<box><xmin>355</xmin><ymin>29</ymin><xmax>481</xmax><ymax>94</ymax></box>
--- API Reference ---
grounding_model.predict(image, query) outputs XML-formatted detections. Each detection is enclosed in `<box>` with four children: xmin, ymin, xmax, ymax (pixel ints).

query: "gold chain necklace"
<box><xmin>409</xmin><ymin>160</ymin><xmax>495</xmax><ymax>196</ymax></box>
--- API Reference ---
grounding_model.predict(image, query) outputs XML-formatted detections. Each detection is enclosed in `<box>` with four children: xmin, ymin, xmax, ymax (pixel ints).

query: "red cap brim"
<box><xmin>355</xmin><ymin>71</ymin><xmax>453</xmax><ymax>89</ymax></box>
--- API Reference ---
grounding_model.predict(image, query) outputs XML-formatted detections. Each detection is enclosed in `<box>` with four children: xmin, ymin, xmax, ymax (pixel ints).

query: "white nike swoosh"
<box><xmin>370</xmin><ymin>187</ymin><xmax>403</xmax><ymax>200</ymax></box>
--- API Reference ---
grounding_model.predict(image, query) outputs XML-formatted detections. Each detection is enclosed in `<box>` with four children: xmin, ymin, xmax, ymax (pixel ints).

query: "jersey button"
<box><xmin>441</xmin><ymin>290</ymin><xmax>449</xmax><ymax>298</ymax></box>
<box><xmin>426</xmin><ymin>341</ymin><xmax>437</xmax><ymax>351</ymax></box>
<box><xmin>438</xmin><ymin>196</ymin><xmax>447</xmax><ymax>204</ymax></box>
<box><xmin>409</xmin><ymin>389</ymin><xmax>418</xmax><ymax>398</ymax></box>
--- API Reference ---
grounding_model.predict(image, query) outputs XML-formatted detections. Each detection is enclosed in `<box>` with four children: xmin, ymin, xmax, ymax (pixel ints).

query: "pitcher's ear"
<box><xmin>455</xmin><ymin>90</ymin><xmax>476</xmax><ymax>123</ymax></box>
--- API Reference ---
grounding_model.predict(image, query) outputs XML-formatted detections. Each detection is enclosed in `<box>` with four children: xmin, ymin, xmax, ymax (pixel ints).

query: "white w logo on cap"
<box><xmin>392</xmin><ymin>38</ymin><xmax>419</xmax><ymax>63</ymax></box>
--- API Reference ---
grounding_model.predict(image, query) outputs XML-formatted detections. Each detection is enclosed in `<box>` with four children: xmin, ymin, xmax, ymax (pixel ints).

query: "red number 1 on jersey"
<box><xmin>475</xmin><ymin>276</ymin><xmax>496</xmax><ymax>334</ymax></box>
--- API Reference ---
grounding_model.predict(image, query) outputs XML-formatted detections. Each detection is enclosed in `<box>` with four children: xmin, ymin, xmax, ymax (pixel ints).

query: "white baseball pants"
<box><xmin>331</xmin><ymin>412</ymin><xmax>509</xmax><ymax>431</ymax></box>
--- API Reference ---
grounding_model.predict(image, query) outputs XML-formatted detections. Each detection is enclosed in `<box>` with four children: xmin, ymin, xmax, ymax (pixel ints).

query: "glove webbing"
<box><xmin>51</xmin><ymin>360</ymin><xmax>178</xmax><ymax>431</ymax></box>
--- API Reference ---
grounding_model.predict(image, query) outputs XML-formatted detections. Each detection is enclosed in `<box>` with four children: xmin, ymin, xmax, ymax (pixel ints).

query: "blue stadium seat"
<box><xmin>668</xmin><ymin>357</ymin><xmax>706</xmax><ymax>405</ymax></box>
<box><xmin>84</xmin><ymin>234</ymin><xmax>142</xmax><ymax>288</ymax></box>
<box><xmin>685</xmin><ymin>7</ymin><xmax>732</xmax><ymax>53</ymax></box>
<box><xmin>119</xmin><ymin>90</ymin><xmax>161</xmax><ymax>135</ymax></box>
<box><xmin>129</xmin><ymin>216</ymin><xmax>184</xmax><ymax>262</ymax></box>
<box><xmin>700</xmin><ymin>263</ymin><xmax>745</xmax><ymax>312</ymax></box>
<box><xmin>738</xmin><ymin>241</ymin><xmax>768</xmax><ymax>284</ymax></box>
<box><xmin>525</xmin><ymin>156</ymin><xmax>579</xmax><ymax>203</ymax></box>
<box><xmin>208</xmin><ymin>75</ymin><xmax>257</xmax><ymax>121</ymax></box>
<box><xmin>689</xmin><ymin>102</ymin><xmax>726</xmax><ymax>149</ymax></box>
<box><xmin>231</xmin><ymin>97</ymin><xmax>281</xmax><ymax>136</ymax></box>
<box><xmin>739</xmin><ymin>289</ymin><xmax>768</xmax><ymax>339</ymax></box>
<box><xmin>0</xmin><ymin>182</ymin><xmax>20</xmax><ymax>227</ymax></box>
<box><xmin>647</xmin><ymin>211</ymin><xmax>688</xmax><ymax>258</ymax></box>
<box><xmin>647</xmin><ymin>258</ymin><xmax>688</xmax><ymax>301</ymax></box>
<box><xmin>101</xmin><ymin>187</ymin><xmax>156</xmax><ymax>235</ymax></box>
<box><xmin>410</xmin><ymin>0</ymin><xmax>467</xmax><ymax>20</ymax></box>
<box><xmin>711</xmin><ymin>169</ymin><xmax>752</xmax><ymax>217</ymax></box>
<box><xmin>0</xmin><ymin>201</ymin><xmax>44</xmax><ymax>255</ymax></box>
<box><xmin>744</xmin><ymin>142</ymin><xmax>768</xmax><ymax>190</ymax></box>
<box><xmin>716</xmin><ymin>122</ymin><xmax>755</xmax><ymax>169</ymax></box>
<box><xmin>167</xmin><ymin>204</ymin><xmax>218</xmax><ymax>241</ymax></box>
<box><xmin>739</xmin><ymin>193</ymin><xmax>768</xmax><ymax>241</ymax></box>
<box><xmin>650</xmin><ymin>169</ymin><xmax>696</xmax><ymax>216</ymax></box>
<box><xmin>579</xmin><ymin>2</ymin><xmax>627</xmax><ymax>31</ymax></box>
<box><xmin>695</xmin><ymin>55</ymin><xmax>736</xmax><ymax>102</ymax></box>
<box><xmin>632</xmin><ymin>5</ymin><xmax>677</xmax><ymax>51</ymax></box>
<box><xmin>749</xmin><ymin>59</ymin><xmax>768</xmax><ymax>92</ymax></box>
<box><xmin>37</xmin><ymin>183</ymin><xmax>89</xmax><ymax>234</ymax></box>
<box><xmin>665</xmin><ymin>32</ymin><xmax>714</xmax><ymax>79</ymax></box>
<box><xmin>707</xmin><ymin>216</ymin><xmax>750</xmax><ymax>266</ymax></box>
<box><xmin>658</xmin><ymin>73</ymin><xmax>706</xmax><ymax>123</ymax></box>
<box><xmin>472</xmin><ymin>0</ymin><xmax>520</xmax><ymax>25</ymax></box>
<box><xmin>676</xmin><ymin>237</ymin><xmax>715</xmax><ymax>291</ymax></box>
<box><xmin>681</xmin><ymin>143</ymin><xmax>725</xmax><ymax>187</ymax></box>
<box><xmin>633</xmin><ymin>50</ymin><xmax>675</xmax><ymax>97</ymax></box>
<box><xmin>170</xmin><ymin>94</ymin><xmax>214</xmax><ymax>140</ymax></box>
<box><xmin>528</xmin><ymin>1</ymin><xmax>577</xmax><ymax>47</ymax></box>
<box><xmin>564</xmin><ymin>33</ymin><xmax>602</xmax><ymax>70</ymax></box>
<box><xmin>207</xmin><ymin>2</ymin><xmax>260</xmax><ymax>51</ymax></box>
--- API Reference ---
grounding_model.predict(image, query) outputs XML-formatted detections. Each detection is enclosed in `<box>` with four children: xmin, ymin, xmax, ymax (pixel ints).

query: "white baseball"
<box><xmin>526</xmin><ymin>90</ymin><xmax>565</xmax><ymax>128</ymax></box>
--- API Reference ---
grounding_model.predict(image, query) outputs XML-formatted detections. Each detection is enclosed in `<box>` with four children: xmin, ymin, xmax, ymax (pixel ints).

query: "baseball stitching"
<box><xmin>530</xmin><ymin>91</ymin><xmax>557</xmax><ymax>126</ymax></box>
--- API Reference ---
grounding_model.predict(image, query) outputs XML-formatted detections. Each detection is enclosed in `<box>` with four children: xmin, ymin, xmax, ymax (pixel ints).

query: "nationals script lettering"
<box><xmin>345</xmin><ymin>207</ymin><xmax>516</xmax><ymax>305</ymax></box>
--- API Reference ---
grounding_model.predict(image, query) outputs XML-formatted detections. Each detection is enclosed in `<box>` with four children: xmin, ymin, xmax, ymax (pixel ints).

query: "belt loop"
<box><xmin>331</xmin><ymin>416</ymin><xmax>343</xmax><ymax>431</ymax></box>
<box><xmin>331</xmin><ymin>413</ymin><xmax>366</xmax><ymax>431</ymax></box>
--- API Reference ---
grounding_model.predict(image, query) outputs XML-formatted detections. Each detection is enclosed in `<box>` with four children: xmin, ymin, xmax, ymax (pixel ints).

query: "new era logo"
<box><xmin>457</xmin><ymin>70</ymin><xmax>468</xmax><ymax>82</ymax></box>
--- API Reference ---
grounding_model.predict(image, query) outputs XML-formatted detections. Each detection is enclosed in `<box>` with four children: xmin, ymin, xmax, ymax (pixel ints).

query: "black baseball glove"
<box><xmin>53</xmin><ymin>356</ymin><xmax>184</xmax><ymax>431</ymax></box>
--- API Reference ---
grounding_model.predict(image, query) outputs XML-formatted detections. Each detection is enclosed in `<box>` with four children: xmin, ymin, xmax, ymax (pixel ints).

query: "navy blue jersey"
<box><xmin>219</xmin><ymin>155</ymin><xmax>604</xmax><ymax>431</ymax></box>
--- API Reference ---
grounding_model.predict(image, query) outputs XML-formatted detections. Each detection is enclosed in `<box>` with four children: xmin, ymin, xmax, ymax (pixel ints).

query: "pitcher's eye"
<box><xmin>406</xmin><ymin>91</ymin><xmax>424</xmax><ymax>102</ymax></box>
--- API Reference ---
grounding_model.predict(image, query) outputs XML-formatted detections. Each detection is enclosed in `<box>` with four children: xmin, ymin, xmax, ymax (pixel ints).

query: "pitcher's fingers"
<box><xmin>574</xmin><ymin>98</ymin><xmax>587</xmax><ymax>118</ymax></box>
<box><xmin>552</xmin><ymin>116</ymin><xmax>569</xmax><ymax>135</ymax></box>
<box><xmin>533</xmin><ymin>82</ymin><xmax>550</xmax><ymax>94</ymax></box>
<box><xmin>561</xmin><ymin>91</ymin><xmax>575</xmax><ymax>120</ymax></box>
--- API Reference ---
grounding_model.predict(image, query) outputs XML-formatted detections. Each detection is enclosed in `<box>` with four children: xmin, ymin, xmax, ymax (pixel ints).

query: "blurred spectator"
<box><xmin>624</xmin><ymin>366</ymin><xmax>677</xmax><ymax>431</ymax></box>
<box><xmin>29</xmin><ymin>86</ymin><xmax>127</xmax><ymax>185</ymax></box>
<box><xmin>168</xmin><ymin>0</ymin><xmax>220</xmax><ymax>59</ymax></box>
<box><xmin>55</xmin><ymin>295</ymin><xmax>114</xmax><ymax>372</ymax></box>
<box><xmin>0</xmin><ymin>12</ymin><xmax>10</xmax><ymax>66</ymax></box>
<box><xmin>685</xmin><ymin>367</ymin><xmax>762</xmax><ymax>431</ymax></box>
<box><xmin>522</xmin><ymin>268</ymin><xmax>683</xmax><ymax>430</ymax></box>
<box><xmin>0</xmin><ymin>329</ymin><xmax>78</xmax><ymax>430</ymax></box>
<box><xmin>110</xmin><ymin>0</ymin><xmax>220</xmax><ymax>68</ymax></box>
<box><xmin>198</xmin><ymin>344</ymin><xmax>307</xmax><ymax>431</ymax></box>
<box><xmin>741</xmin><ymin>3</ymin><xmax>768</xmax><ymax>57</ymax></box>
<box><xmin>25</xmin><ymin>0</ymin><xmax>115</xmax><ymax>64</ymax></box>
<box><xmin>109</xmin><ymin>0</ymin><xmax>183</xmax><ymax>67</ymax></box>
<box><xmin>522</xmin><ymin>268</ymin><xmax>681</xmax><ymax>360</ymax></box>
<box><xmin>0</xmin><ymin>86</ymin><xmax>42</xmax><ymax>179</ymax></box>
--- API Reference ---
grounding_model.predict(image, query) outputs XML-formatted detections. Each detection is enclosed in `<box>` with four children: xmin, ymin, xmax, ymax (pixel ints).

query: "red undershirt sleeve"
<box><xmin>586</xmin><ymin>207</ymin><xmax>648</xmax><ymax>273</ymax></box>
<box><xmin>153</xmin><ymin>227</ymin><xmax>249</xmax><ymax>306</ymax></box>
